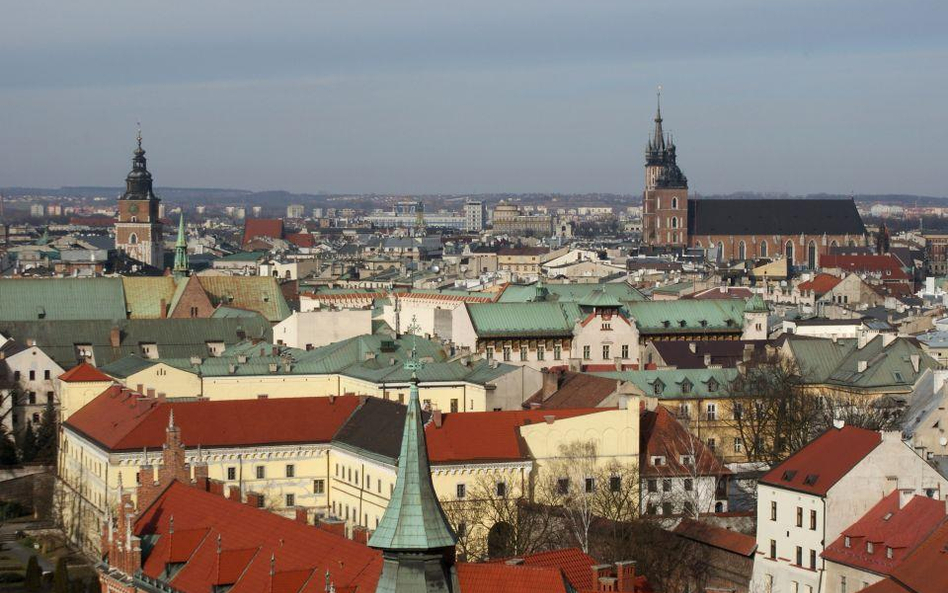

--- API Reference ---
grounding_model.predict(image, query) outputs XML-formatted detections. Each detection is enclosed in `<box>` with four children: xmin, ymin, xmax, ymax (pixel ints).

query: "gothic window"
<box><xmin>716</xmin><ymin>242</ymin><xmax>724</xmax><ymax>263</ymax></box>
<box><xmin>671</xmin><ymin>197</ymin><xmax>678</xmax><ymax>209</ymax></box>
<box><xmin>807</xmin><ymin>241</ymin><xmax>817</xmax><ymax>269</ymax></box>
<box><xmin>760</xmin><ymin>241</ymin><xmax>768</xmax><ymax>257</ymax></box>
<box><xmin>831</xmin><ymin>240</ymin><xmax>839</xmax><ymax>249</ymax></box>
<box><xmin>671</xmin><ymin>217</ymin><xmax>678</xmax><ymax>229</ymax></box>
<box><xmin>738</xmin><ymin>241</ymin><xmax>746</xmax><ymax>260</ymax></box>
<box><xmin>129</xmin><ymin>233</ymin><xmax>138</xmax><ymax>245</ymax></box>
<box><xmin>785</xmin><ymin>240</ymin><xmax>794</xmax><ymax>263</ymax></box>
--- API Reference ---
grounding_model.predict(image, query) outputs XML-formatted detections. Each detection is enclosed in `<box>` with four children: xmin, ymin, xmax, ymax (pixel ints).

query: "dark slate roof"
<box><xmin>332</xmin><ymin>398</ymin><xmax>418</xmax><ymax>465</ymax></box>
<box><xmin>687</xmin><ymin>198</ymin><xmax>866</xmax><ymax>236</ymax></box>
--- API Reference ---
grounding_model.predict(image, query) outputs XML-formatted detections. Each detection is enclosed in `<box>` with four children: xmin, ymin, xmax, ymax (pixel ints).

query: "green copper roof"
<box><xmin>368</xmin><ymin>378</ymin><xmax>456</xmax><ymax>551</ymax></box>
<box><xmin>744</xmin><ymin>293</ymin><xmax>768</xmax><ymax>313</ymax></box>
<box><xmin>578</xmin><ymin>289</ymin><xmax>623</xmax><ymax>308</ymax></box>
<box><xmin>466</xmin><ymin>302</ymin><xmax>583</xmax><ymax>338</ymax></box>
<box><xmin>593</xmin><ymin>368</ymin><xmax>739</xmax><ymax>399</ymax></box>
<box><xmin>623</xmin><ymin>300</ymin><xmax>746</xmax><ymax>334</ymax></box>
<box><xmin>0</xmin><ymin>278</ymin><xmax>127</xmax><ymax>321</ymax></box>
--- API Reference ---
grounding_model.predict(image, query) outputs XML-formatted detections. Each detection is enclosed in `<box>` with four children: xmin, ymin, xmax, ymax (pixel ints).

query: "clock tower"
<box><xmin>115</xmin><ymin>130</ymin><xmax>164</xmax><ymax>267</ymax></box>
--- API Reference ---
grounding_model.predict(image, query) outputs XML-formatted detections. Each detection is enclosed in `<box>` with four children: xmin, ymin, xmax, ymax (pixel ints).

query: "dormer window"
<box><xmin>867</xmin><ymin>542</ymin><xmax>874</xmax><ymax>554</ymax></box>
<box><xmin>844</xmin><ymin>536</ymin><xmax>851</xmax><ymax>548</ymax></box>
<box><xmin>681</xmin><ymin>379</ymin><xmax>692</xmax><ymax>394</ymax></box>
<box><xmin>707</xmin><ymin>378</ymin><xmax>719</xmax><ymax>393</ymax></box>
<box><xmin>886</xmin><ymin>547</ymin><xmax>893</xmax><ymax>559</ymax></box>
<box><xmin>652</xmin><ymin>379</ymin><xmax>665</xmax><ymax>395</ymax></box>
<box><xmin>679</xmin><ymin>320</ymin><xmax>687</xmax><ymax>328</ymax></box>
<box><xmin>662</xmin><ymin>320</ymin><xmax>670</xmax><ymax>328</ymax></box>
<box><xmin>679</xmin><ymin>455</ymin><xmax>695</xmax><ymax>466</ymax></box>
<box><xmin>651</xmin><ymin>455</ymin><xmax>666</xmax><ymax>466</ymax></box>
<box><xmin>700</xmin><ymin>319</ymin><xmax>708</xmax><ymax>327</ymax></box>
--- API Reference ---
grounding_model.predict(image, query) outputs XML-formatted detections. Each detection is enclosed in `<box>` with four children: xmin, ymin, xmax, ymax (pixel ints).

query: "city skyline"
<box><xmin>1</xmin><ymin>0</ymin><xmax>946</xmax><ymax>196</ymax></box>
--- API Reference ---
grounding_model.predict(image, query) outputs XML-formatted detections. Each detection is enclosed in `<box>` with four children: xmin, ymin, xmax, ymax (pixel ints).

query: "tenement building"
<box><xmin>641</xmin><ymin>98</ymin><xmax>867</xmax><ymax>267</ymax></box>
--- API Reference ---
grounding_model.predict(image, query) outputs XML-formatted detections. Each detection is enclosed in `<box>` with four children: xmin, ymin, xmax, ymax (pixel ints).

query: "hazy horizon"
<box><xmin>1</xmin><ymin>1</ymin><xmax>946</xmax><ymax>196</ymax></box>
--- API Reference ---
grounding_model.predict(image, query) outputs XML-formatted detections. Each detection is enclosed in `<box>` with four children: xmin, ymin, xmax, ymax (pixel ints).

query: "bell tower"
<box><xmin>115</xmin><ymin>128</ymin><xmax>164</xmax><ymax>267</ymax></box>
<box><xmin>641</xmin><ymin>89</ymin><xmax>689</xmax><ymax>248</ymax></box>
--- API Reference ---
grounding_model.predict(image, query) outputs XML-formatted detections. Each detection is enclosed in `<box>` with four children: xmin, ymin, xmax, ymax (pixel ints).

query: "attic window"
<box><xmin>700</xmin><ymin>319</ymin><xmax>708</xmax><ymax>327</ymax></box>
<box><xmin>882</xmin><ymin>512</ymin><xmax>893</xmax><ymax>521</ymax></box>
<box><xmin>662</xmin><ymin>320</ymin><xmax>671</xmax><ymax>328</ymax></box>
<box><xmin>782</xmin><ymin>470</ymin><xmax>798</xmax><ymax>482</ymax></box>
<box><xmin>803</xmin><ymin>474</ymin><xmax>819</xmax><ymax>486</ymax></box>
<box><xmin>707</xmin><ymin>378</ymin><xmax>719</xmax><ymax>393</ymax></box>
<box><xmin>681</xmin><ymin>379</ymin><xmax>692</xmax><ymax>394</ymax></box>
<box><xmin>679</xmin><ymin>320</ymin><xmax>687</xmax><ymax>328</ymax></box>
<box><xmin>844</xmin><ymin>536</ymin><xmax>851</xmax><ymax>548</ymax></box>
<box><xmin>725</xmin><ymin>319</ymin><xmax>735</xmax><ymax>327</ymax></box>
<box><xmin>651</xmin><ymin>455</ymin><xmax>666</xmax><ymax>466</ymax></box>
<box><xmin>893</xmin><ymin>371</ymin><xmax>905</xmax><ymax>383</ymax></box>
<box><xmin>652</xmin><ymin>380</ymin><xmax>665</xmax><ymax>395</ymax></box>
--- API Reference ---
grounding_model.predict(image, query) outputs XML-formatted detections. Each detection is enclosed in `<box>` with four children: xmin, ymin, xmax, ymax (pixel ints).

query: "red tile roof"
<box><xmin>489</xmin><ymin>548</ymin><xmax>597</xmax><ymax>590</ymax></box>
<box><xmin>822</xmin><ymin>492</ymin><xmax>945</xmax><ymax>575</ymax></box>
<box><xmin>673</xmin><ymin>518</ymin><xmax>757</xmax><ymax>556</ymax></box>
<box><xmin>136</xmin><ymin>481</ymin><xmax>382</xmax><ymax>593</ymax></box>
<box><xmin>820</xmin><ymin>255</ymin><xmax>911</xmax><ymax>281</ymax></box>
<box><xmin>760</xmin><ymin>426</ymin><xmax>881</xmax><ymax>496</ymax></box>
<box><xmin>797</xmin><ymin>273</ymin><xmax>843</xmax><ymax>295</ymax></box>
<box><xmin>457</xmin><ymin>563</ymin><xmax>569</xmax><ymax>593</ymax></box>
<box><xmin>286</xmin><ymin>233</ymin><xmax>317</xmax><ymax>248</ymax></box>
<box><xmin>640</xmin><ymin>406</ymin><xmax>729</xmax><ymax>477</ymax></box>
<box><xmin>425</xmin><ymin>408</ymin><xmax>604</xmax><ymax>464</ymax></box>
<box><xmin>864</xmin><ymin>519</ymin><xmax>948</xmax><ymax>593</ymax></box>
<box><xmin>242</xmin><ymin>218</ymin><xmax>284</xmax><ymax>247</ymax></box>
<box><xmin>64</xmin><ymin>390</ymin><xmax>362</xmax><ymax>452</ymax></box>
<box><xmin>58</xmin><ymin>362</ymin><xmax>112</xmax><ymax>383</ymax></box>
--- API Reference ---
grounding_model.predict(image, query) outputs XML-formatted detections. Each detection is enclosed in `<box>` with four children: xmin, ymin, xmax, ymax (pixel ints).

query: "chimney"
<box><xmin>109</xmin><ymin>326</ymin><xmax>121</xmax><ymax>348</ymax></box>
<box><xmin>703</xmin><ymin>353</ymin><xmax>712</xmax><ymax>367</ymax></box>
<box><xmin>227</xmin><ymin>485</ymin><xmax>241</xmax><ymax>502</ymax></box>
<box><xmin>245</xmin><ymin>491</ymin><xmax>264</xmax><ymax>509</ymax></box>
<box><xmin>591</xmin><ymin>565</ymin><xmax>614</xmax><ymax>592</ymax></box>
<box><xmin>544</xmin><ymin>414</ymin><xmax>556</xmax><ymax>424</ymax></box>
<box><xmin>317</xmin><ymin>518</ymin><xmax>347</xmax><ymax>538</ymax></box>
<box><xmin>899</xmin><ymin>488</ymin><xmax>915</xmax><ymax>509</ymax></box>
<box><xmin>136</xmin><ymin>384</ymin><xmax>144</xmax><ymax>393</ymax></box>
<box><xmin>159</xmin><ymin>298</ymin><xmax>167</xmax><ymax>319</ymax></box>
<box><xmin>432</xmin><ymin>409</ymin><xmax>443</xmax><ymax>428</ymax></box>
<box><xmin>542</xmin><ymin>370</ymin><xmax>560</xmax><ymax>399</ymax></box>
<box><xmin>351</xmin><ymin>525</ymin><xmax>369</xmax><ymax>545</ymax></box>
<box><xmin>294</xmin><ymin>507</ymin><xmax>309</xmax><ymax>524</ymax></box>
<box><xmin>743</xmin><ymin>343</ymin><xmax>754</xmax><ymax>362</ymax></box>
<box><xmin>156</xmin><ymin>392</ymin><xmax>166</xmax><ymax>403</ymax></box>
<box><xmin>146</xmin><ymin>388</ymin><xmax>155</xmax><ymax>398</ymax></box>
<box><xmin>616</xmin><ymin>561</ymin><xmax>636</xmax><ymax>592</ymax></box>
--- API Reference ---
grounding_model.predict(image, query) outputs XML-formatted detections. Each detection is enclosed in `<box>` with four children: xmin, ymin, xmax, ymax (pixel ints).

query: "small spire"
<box><xmin>656</xmin><ymin>85</ymin><xmax>663</xmax><ymax>121</ymax></box>
<box><xmin>168</xmin><ymin>408</ymin><xmax>175</xmax><ymax>429</ymax></box>
<box><xmin>136</xmin><ymin>120</ymin><xmax>143</xmax><ymax>149</ymax></box>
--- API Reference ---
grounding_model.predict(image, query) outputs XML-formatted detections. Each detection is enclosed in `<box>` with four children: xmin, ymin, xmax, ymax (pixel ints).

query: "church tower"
<box><xmin>642</xmin><ymin>90</ymin><xmax>689</xmax><ymax>248</ymax></box>
<box><xmin>368</xmin><ymin>350</ymin><xmax>459</xmax><ymax>593</ymax></box>
<box><xmin>115</xmin><ymin>129</ymin><xmax>164</xmax><ymax>267</ymax></box>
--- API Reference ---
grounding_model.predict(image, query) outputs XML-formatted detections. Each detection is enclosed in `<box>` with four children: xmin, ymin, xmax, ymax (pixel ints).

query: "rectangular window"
<box><xmin>256</xmin><ymin>466</ymin><xmax>265</xmax><ymax>479</ymax></box>
<box><xmin>621</xmin><ymin>344</ymin><xmax>629</xmax><ymax>359</ymax></box>
<box><xmin>662</xmin><ymin>479</ymin><xmax>671</xmax><ymax>492</ymax></box>
<box><xmin>684</xmin><ymin>478</ymin><xmax>693</xmax><ymax>491</ymax></box>
<box><xmin>553</xmin><ymin>345</ymin><xmax>562</xmax><ymax>360</ymax></box>
<box><xmin>734</xmin><ymin>438</ymin><xmax>743</xmax><ymax>453</ymax></box>
<box><xmin>770</xmin><ymin>539</ymin><xmax>777</xmax><ymax>559</ymax></box>
<box><xmin>486</xmin><ymin>347</ymin><xmax>494</xmax><ymax>362</ymax></box>
<box><xmin>44</xmin><ymin>370</ymin><xmax>50</xmax><ymax>380</ymax></box>
<box><xmin>583</xmin><ymin>345</ymin><xmax>591</xmax><ymax>360</ymax></box>
<box><xmin>602</xmin><ymin>344</ymin><xmax>610</xmax><ymax>360</ymax></box>
<box><xmin>285</xmin><ymin>493</ymin><xmax>295</xmax><ymax>507</ymax></box>
<box><xmin>496</xmin><ymin>482</ymin><xmax>507</xmax><ymax>497</ymax></box>
<box><xmin>795</xmin><ymin>546</ymin><xmax>802</xmax><ymax>566</ymax></box>
<box><xmin>584</xmin><ymin>477</ymin><xmax>595</xmax><ymax>493</ymax></box>
<box><xmin>537</xmin><ymin>346</ymin><xmax>545</xmax><ymax>361</ymax></box>
<box><xmin>810</xmin><ymin>509</ymin><xmax>817</xmax><ymax>530</ymax></box>
<box><xmin>840</xmin><ymin>576</ymin><xmax>847</xmax><ymax>593</ymax></box>
<box><xmin>707</xmin><ymin>437</ymin><xmax>716</xmax><ymax>452</ymax></box>
<box><xmin>286</xmin><ymin>464</ymin><xmax>295</xmax><ymax>478</ymax></box>
<box><xmin>503</xmin><ymin>347</ymin><xmax>511</xmax><ymax>362</ymax></box>
<box><xmin>313</xmin><ymin>479</ymin><xmax>325</xmax><ymax>494</ymax></box>
<box><xmin>456</xmin><ymin>483</ymin><xmax>466</xmax><ymax>499</ymax></box>
<box><xmin>557</xmin><ymin>478</ymin><xmax>570</xmax><ymax>495</ymax></box>
<box><xmin>770</xmin><ymin>501</ymin><xmax>777</xmax><ymax>521</ymax></box>
<box><xmin>609</xmin><ymin>476</ymin><xmax>621</xmax><ymax>492</ymax></box>
<box><xmin>809</xmin><ymin>549</ymin><xmax>816</xmax><ymax>570</ymax></box>
<box><xmin>796</xmin><ymin>506</ymin><xmax>803</xmax><ymax>527</ymax></box>
<box><xmin>661</xmin><ymin>502</ymin><xmax>672</xmax><ymax>516</ymax></box>
<box><xmin>706</xmin><ymin>403</ymin><xmax>717</xmax><ymax>421</ymax></box>
<box><xmin>450</xmin><ymin>398</ymin><xmax>459</xmax><ymax>413</ymax></box>
<box><xmin>647</xmin><ymin>479</ymin><xmax>657</xmax><ymax>493</ymax></box>
<box><xmin>227</xmin><ymin>467</ymin><xmax>236</xmax><ymax>480</ymax></box>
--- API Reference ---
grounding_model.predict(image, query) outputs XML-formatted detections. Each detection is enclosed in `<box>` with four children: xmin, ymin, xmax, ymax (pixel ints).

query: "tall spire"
<box><xmin>368</xmin><ymin>351</ymin><xmax>458</xmax><ymax>593</ymax></box>
<box><xmin>652</xmin><ymin>85</ymin><xmax>665</xmax><ymax>152</ymax></box>
<box><xmin>173</xmin><ymin>213</ymin><xmax>189</xmax><ymax>277</ymax></box>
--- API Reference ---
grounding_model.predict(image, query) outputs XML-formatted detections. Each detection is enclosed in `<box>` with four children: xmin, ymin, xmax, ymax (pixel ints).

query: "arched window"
<box><xmin>129</xmin><ymin>233</ymin><xmax>138</xmax><ymax>245</ymax></box>
<box><xmin>717</xmin><ymin>241</ymin><xmax>724</xmax><ymax>263</ymax></box>
<box><xmin>738</xmin><ymin>241</ymin><xmax>746</xmax><ymax>260</ymax></box>
<box><xmin>807</xmin><ymin>241</ymin><xmax>817</xmax><ymax>269</ymax></box>
<box><xmin>656</xmin><ymin>217</ymin><xmax>661</xmax><ymax>229</ymax></box>
<box><xmin>830</xmin><ymin>240</ymin><xmax>839</xmax><ymax>249</ymax></box>
<box><xmin>848</xmin><ymin>240</ymin><xmax>856</xmax><ymax>247</ymax></box>
<box><xmin>695</xmin><ymin>241</ymin><xmax>702</xmax><ymax>249</ymax></box>
<box><xmin>760</xmin><ymin>241</ymin><xmax>768</xmax><ymax>258</ymax></box>
<box><xmin>785</xmin><ymin>240</ymin><xmax>794</xmax><ymax>264</ymax></box>
<box><xmin>671</xmin><ymin>197</ymin><xmax>678</xmax><ymax>209</ymax></box>
<box><xmin>671</xmin><ymin>217</ymin><xmax>678</xmax><ymax>229</ymax></box>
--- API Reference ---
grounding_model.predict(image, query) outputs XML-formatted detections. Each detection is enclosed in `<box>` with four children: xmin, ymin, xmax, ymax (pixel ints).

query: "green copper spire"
<box><xmin>173</xmin><ymin>213</ymin><xmax>189</xmax><ymax>277</ymax></box>
<box><xmin>368</xmin><ymin>352</ymin><xmax>456</xmax><ymax>552</ymax></box>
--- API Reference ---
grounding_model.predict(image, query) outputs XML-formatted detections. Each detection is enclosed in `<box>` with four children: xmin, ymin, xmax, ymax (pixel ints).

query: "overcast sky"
<box><xmin>1</xmin><ymin>1</ymin><xmax>945</xmax><ymax>196</ymax></box>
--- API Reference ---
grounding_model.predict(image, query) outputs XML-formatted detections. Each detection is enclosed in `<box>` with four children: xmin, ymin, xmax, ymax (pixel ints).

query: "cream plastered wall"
<box><xmin>59</xmin><ymin>379</ymin><xmax>115</xmax><ymax>421</ymax></box>
<box><xmin>118</xmin><ymin>363</ymin><xmax>203</xmax><ymax>398</ymax></box>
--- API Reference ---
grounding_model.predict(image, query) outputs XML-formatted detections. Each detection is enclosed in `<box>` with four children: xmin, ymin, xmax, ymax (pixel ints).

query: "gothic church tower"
<box><xmin>642</xmin><ymin>91</ymin><xmax>689</xmax><ymax>248</ymax></box>
<box><xmin>115</xmin><ymin>130</ymin><xmax>164</xmax><ymax>267</ymax></box>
